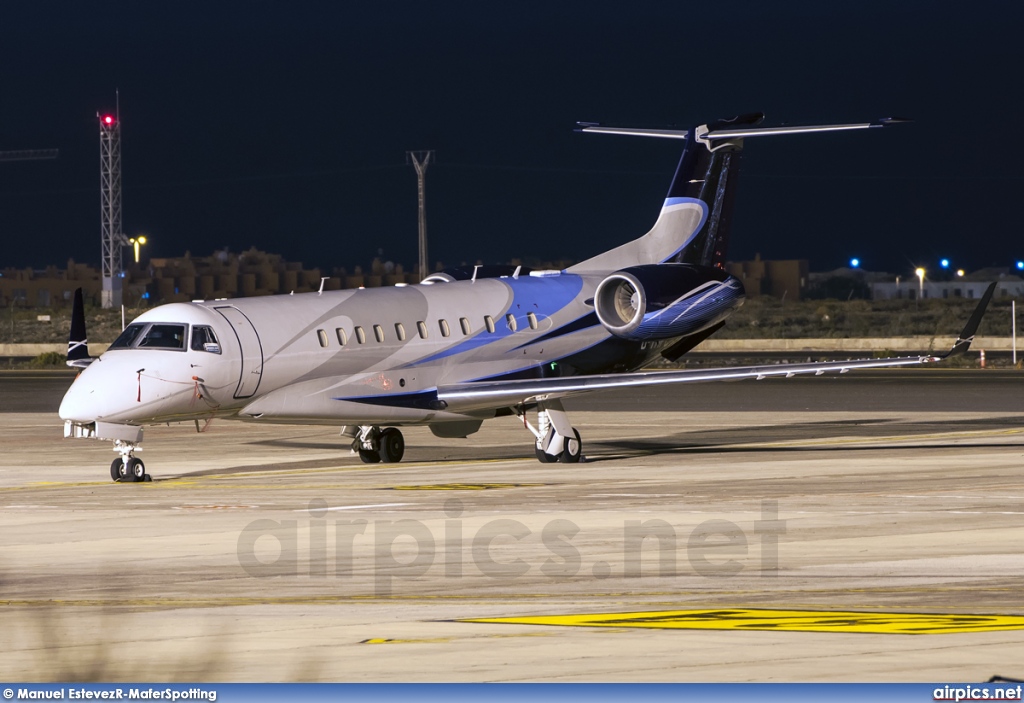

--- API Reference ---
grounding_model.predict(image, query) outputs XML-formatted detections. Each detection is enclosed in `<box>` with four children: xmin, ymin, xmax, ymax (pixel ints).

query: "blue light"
<box><xmin>1017</xmin><ymin>261</ymin><xmax>1024</xmax><ymax>270</ymax></box>
<box><xmin>940</xmin><ymin>259</ymin><xmax>950</xmax><ymax>269</ymax></box>
<box><xmin>849</xmin><ymin>258</ymin><xmax>860</xmax><ymax>268</ymax></box>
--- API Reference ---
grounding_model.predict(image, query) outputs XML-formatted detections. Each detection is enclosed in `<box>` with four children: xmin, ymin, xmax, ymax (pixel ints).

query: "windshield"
<box><xmin>108</xmin><ymin>324</ymin><xmax>147</xmax><ymax>350</ymax></box>
<box><xmin>138</xmin><ymin>324</ymin><xmax>187</xmax><ymax>349</ymax></box>
<box><xmin>106</xmin><ymin>323</ymin><xmax>190</xmax><ymax>351</ymax></box>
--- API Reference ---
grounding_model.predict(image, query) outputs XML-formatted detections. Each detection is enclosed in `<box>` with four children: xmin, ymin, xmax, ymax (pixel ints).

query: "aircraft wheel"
<box><xmin>358</xmin><ymin>448</ymin><xmax>381</xmax><ymax>464</ymax></box>
<box><xmin>379</xmin><ymin>428</ymin><xmax>405</xmax><ymax>463</ymax></box>
<box><xmin>110</xmin><ymin>458</ymin><xmax>125</xmax><ymax>482</ymax></box>
<box><xmin>560</xmin><ymin>429</ymin><xmax>582</xmax><ymax>463</ymax></box>
<box><xmin>127</xmin><ymin>458</ymin><xmax>146</xmax><ymax>481</ymax></box>
<box><xmin>535</xmin><ymin>447</ymin><xmax>558</xmax><ymax>463</ymax></box>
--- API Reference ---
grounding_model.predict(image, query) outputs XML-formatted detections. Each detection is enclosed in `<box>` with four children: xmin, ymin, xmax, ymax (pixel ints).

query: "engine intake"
<box><xmin>594</xmin><ymin>264</ymin><xmax>743</xmax><ymax>341</ymax></box>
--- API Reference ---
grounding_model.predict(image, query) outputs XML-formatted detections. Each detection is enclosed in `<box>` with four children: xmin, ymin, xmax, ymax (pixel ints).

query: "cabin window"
<box><xmin>439</xmin><ymin>319</ymin><xmax>451</xmax><ymax>337</ymax></box>
<box><xmin>395</xmin><ymin>322</ymin><xmax>407</xmax><ymax>341</ymax></box>
<box><xmin>460</xmin><ymin>317</ymin><xmax>471</xmax><ymax>336</ymax></box>
<box><xmin>484</xmin><ymin>315</ymin><xmax>495</xmax><ymax>333</ymax></box>
<box><xmin>506</xmin><ymin>314</ymin><xmax>517</xmax><ymax>332</ymax></box>
<box><xmin>191</xmin><ymin>325</ymin><xmax>221</xmax><ymax>354</ymax></box>
<box><xmin>139</xmin><ymin>324</ymin><xmax>187</xmax><ymax>350</ymax></box>
<box><xmin>316</xmin><ymin>329</ymin><xmax>329</xmax><ymax>347</ymax></box>
<box><xmin>108</xmin><ymin>323</ymin><xmax>147</xmax><ymax>350</ymax></box>
<box><xmin>527</xmin><ymin>312</ymin><xmax>538</xmax><ymax>330</ymax></box>
<box><xmin>355</xmin><ymin>326</ymin><xmax>366</xmax><ymax>344</ymax></box>
<box><xmin>336</xmin><ymin>328</ymin><xmax>348</xmax><ymax>345</ymax></box>
<box><xmin>373</xmin><ymin>324</ymin><xmax>385</xmax><ymax>343</ymax></box>
<box><xmin>417</xmin><ymin>321</ymin><xmax>428</xmax><ymax>339</ymax></box>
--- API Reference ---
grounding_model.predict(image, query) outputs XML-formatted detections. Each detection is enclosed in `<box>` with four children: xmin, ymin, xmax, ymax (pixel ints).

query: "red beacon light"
<box><xmin>102</xmin><ymin>115</ymin><xmax>115</xmax><ymax>126</ymax></box>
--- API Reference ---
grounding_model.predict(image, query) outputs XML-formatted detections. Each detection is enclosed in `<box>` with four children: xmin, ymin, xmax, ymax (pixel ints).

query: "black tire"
<box><xmin>358</xmin><ymin>448</ymin><xmax>381</xmax><ymax>464</ymax></box>
<box><xmin>379</xmin><ymin>428</ymin><xmax>405</xmax><ymax>463</ymax></box>
<box><xmin>535</xmin><ymin>447</ymin><xmax>558</xmax><ymax>463</ymax></box>
<box><xmin>560</xmin><ymin>429</ymin><xmax>582</xmax><ymax>463</ymax></box>
<box><xmin>110</xmin><ymin>458</ymin><xmax>125</xmax><ymax>482</ymax></box>
<box><xmin>127</xmin><ymin>457</ymin><xmax>146</xmax><ymax>481</ymax></box>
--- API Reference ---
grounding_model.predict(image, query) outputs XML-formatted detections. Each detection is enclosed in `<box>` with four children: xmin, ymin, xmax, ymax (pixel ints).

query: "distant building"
<box><xmin>0</xmin><ymin>259</ymin><xmax>102</xmax><ymax>309</ymax></box>
<box><xmin>725</xmin><ymin>256</ymin><xmax>808</xmax><ymax>300</ymax></box>
<box><xmin>871</xmin><ymin>268</ymin><xmax>1024</xmax><ymax>300</ymax></box>
<box><xmin>0</xmin><ymin>249</ymin><xmax>576</xmax><ymax>308</ymax></box>
<box><xmin>0</xmin><ymin>249</ymin><xmax>410</xmax><ymax>308</ymax></box>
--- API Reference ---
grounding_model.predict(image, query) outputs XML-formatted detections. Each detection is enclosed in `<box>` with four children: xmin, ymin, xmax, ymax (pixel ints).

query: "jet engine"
<box><xmin>593</xmin><ymin>264</ymin><xmax>744</xmax><ymax>341</ymax></box>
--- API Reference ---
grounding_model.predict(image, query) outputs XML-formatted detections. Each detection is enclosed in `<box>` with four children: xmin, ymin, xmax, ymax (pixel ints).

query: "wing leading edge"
<box><xmin>437</xmin><ymin>283</ymin><xmax>996</xmax><ymax>413</ymax></box>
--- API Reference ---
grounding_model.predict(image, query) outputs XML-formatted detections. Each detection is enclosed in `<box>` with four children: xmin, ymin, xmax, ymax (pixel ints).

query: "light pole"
<box><xmin>129</xmin><ymin>235</ymin><xmax>147</xmax><ymax>263</ymax></box>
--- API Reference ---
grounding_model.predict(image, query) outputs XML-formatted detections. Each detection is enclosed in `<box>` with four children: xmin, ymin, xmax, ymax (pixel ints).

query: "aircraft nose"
<box><xmin>59</xmin><ymin>374</ymin><xmax>99</xmax><ymax>423</ymax></box>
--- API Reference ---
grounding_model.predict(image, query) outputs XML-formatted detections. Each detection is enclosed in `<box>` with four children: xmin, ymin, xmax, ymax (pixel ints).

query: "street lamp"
<box><xmin>915</xmin><ymin>267</ymin><xmax>925</xmax><ymax>299</ymax></box>
<box><xmin>128</xmin><ymin>235</ymin><xmax>147</xmax><ymax>264</ymax></box>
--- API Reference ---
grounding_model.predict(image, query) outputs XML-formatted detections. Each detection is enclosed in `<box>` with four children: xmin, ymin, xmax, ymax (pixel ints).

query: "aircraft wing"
<box><xmin>437</xmin><ymin>282</ymin><xmax>996</xmax><ymax>413</ymax></box>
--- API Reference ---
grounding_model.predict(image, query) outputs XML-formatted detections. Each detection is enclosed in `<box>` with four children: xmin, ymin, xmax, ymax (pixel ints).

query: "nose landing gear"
<box><xmin>110</xmin><ymin>441</ymin><xmax>150</xmax><ymax>482</ymax></box>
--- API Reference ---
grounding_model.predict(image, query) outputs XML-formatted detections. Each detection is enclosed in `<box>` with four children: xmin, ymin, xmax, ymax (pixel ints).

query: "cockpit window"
<box><xmin>191</xmin><ymin>325</ymin><xmax>221</xmax><ymax>354</ymax></box>
<box><xmin>138</xmin><ymin>324</ymin><xmax>187</xmax><ymax>350</ymax></box>
<box><xmin>108</xmin><ymin>323</ymin><xmax>147</xmax><ymax>350</ymax></box>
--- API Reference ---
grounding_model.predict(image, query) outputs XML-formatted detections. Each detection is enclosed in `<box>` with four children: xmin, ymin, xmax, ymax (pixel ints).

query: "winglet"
<box><xmin>66</xmin><ymin>288</ymin><xmax>93</xmax><ymax>368</ymax></box>
<box><xmin>941</xmin><ymin>282</ymin><xmax>997</xmax><ymax>358</ymax></box>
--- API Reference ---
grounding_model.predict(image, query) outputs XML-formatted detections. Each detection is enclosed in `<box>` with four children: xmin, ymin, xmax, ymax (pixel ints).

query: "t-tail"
<box><xmin>569</xmin><ymin>115</ymin><xmax>907</xmax><ymax>272</ymax></box>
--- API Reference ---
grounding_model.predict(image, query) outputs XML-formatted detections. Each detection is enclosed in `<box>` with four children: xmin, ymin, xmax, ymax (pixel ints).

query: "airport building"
<box><xmin>725</xmin><ymin>256</ymin><xmax>808</xmax><ymax>300</ymax></box>
<box><xmin>0</xmin><ymin>249</ymin><xmax>578</xmax><ymax>308</ymax></box>
<box><xmin>870</xmin><ymin>269</ymin><xmax>1024</xmax><ymax>300</ymax></box>
<box><xmin>0</xmin><ymin>249</ymin><xmax>420</xmax><ymax>309</ymax></box>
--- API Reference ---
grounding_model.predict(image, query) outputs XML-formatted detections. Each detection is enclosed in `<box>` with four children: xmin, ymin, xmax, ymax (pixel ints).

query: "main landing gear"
<box><xmin>519</xmin><ymin>399</ymin><xmax>583</xmax><ymax>464</ymax></box>
<box><xmin>109</xmin><ymin>440</ymin><xmax>151</xmax><ymax>483</ymax></box>
<box><xmin>352</xmin><ymin>426</ymin><xmax>406</xmax><ymax>464</ymax></box>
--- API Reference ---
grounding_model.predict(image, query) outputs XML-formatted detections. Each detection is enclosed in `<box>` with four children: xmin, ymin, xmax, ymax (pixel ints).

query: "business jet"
<box><xmin>59</xmin><ymin>113</ymin><xmax>995</xmax><ymax>482</ymax></box>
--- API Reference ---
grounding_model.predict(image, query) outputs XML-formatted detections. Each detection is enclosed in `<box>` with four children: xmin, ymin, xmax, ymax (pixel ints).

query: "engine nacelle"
<box><xmin>594</xmin><ymin>264</ymin><xmax>744</xmax><ymax>341</ymax></box>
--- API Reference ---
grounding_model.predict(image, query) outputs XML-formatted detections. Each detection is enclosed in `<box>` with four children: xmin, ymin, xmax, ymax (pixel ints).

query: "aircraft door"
<box><xmin>214</xmin><ymin>306</ymin><xmax>264</xmax><ymax>398</ymax></box>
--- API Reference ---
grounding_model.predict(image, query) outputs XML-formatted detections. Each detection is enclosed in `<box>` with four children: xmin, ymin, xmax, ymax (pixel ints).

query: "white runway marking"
<box><xmin>293</xmin><ymin>502</ymin><xmax>413</xmax><ymax>512</ymax></box>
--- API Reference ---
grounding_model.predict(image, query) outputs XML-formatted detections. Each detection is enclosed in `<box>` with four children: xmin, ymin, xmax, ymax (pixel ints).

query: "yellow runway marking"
<box><xmin>463</xmin><ymin>608</ymin><xmax>1024</xmax><ymax>635</ymax></box>
<box><xmin>362</xmin><ymin>637</ymin><xmax>453</xmax><ymax>645</ymax></box>
<box><xmin>388</xmin><ymin>482</ymin><xmax>549</xmax><ymax>491</ymax></box>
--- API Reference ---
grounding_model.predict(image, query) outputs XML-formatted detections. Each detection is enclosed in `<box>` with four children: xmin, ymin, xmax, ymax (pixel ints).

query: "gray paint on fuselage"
<box><xmin>183</xmin><ymin>272</ymin><xmax>631</xmax><ymax>424</ymax></box>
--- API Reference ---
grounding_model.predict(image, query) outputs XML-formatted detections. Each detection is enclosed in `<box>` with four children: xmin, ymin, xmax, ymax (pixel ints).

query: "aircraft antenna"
<box><xmin>407</xmin><ymin>150</ymin><xmax>435</xmax><ymax>282</ymax></box>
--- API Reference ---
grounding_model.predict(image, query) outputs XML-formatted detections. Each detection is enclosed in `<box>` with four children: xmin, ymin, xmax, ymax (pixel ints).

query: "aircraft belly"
<box><xmin>236</xmin><ymin>376</ymin><xmax>481</xmax><ymax>425</ymax></box>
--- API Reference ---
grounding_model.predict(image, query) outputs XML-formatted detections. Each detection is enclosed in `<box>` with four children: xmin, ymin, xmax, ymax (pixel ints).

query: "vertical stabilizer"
<box><xmin>67</xmin><ymin>288</ymin><xmax>92</xmax><ymax>368</ymax></box>
<box><xmin>570</xmin><ymin>114</ymin><xmax>900</xmax><ymax>273</ymax></box>
<box><xmin>569</xmin><ymin>113</ymin><xmax>762</xmax><ymax>272</ymax></box>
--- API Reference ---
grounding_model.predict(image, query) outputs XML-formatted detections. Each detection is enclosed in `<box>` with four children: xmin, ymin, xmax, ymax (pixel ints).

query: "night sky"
<box><xmin>2</xmin><ymin>1</ymin><xmax>1021</xmax><ymax>276</ymax></box>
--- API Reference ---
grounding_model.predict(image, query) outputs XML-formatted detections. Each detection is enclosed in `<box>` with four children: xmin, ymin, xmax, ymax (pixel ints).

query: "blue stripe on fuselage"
<box><xmin>407</xmin><ymin>273</ymin><xmax>585</xmax><ymax>366</ymax></box>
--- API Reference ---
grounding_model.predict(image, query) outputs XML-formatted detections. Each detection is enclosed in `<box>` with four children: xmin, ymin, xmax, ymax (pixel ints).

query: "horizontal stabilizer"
<box><xmin>578</xmin><ymin>117</ymin><xmax>908</xmax><ymax>142</ymax></box>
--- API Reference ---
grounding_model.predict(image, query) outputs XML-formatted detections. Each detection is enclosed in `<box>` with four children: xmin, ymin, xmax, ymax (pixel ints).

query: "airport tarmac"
<box><xmin>1</xmin><ymin>369</ymin><xmax>1023</xmax><ymax>682</ymax></box>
